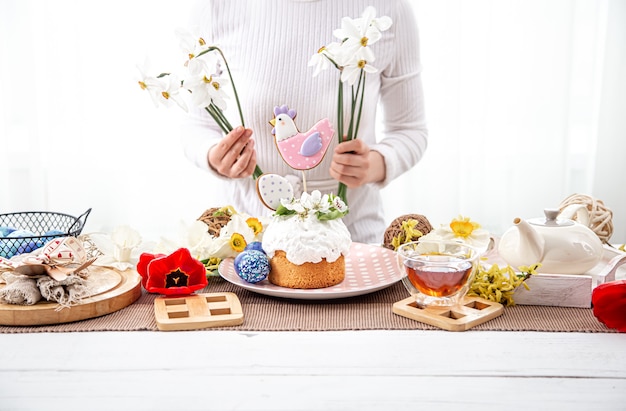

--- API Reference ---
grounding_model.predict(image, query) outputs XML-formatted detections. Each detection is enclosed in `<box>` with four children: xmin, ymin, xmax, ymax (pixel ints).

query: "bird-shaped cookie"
<box><xmin>269</xmin><ymin>105</ymin><xmax>334</xmax><ymax>170</ymax></box>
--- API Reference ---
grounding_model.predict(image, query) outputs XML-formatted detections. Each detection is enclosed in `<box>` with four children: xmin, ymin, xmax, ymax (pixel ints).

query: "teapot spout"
<box><xmin>498</xmin><ymin>217</ymin><xmax>545</xmax><ymax>269</ymax></box>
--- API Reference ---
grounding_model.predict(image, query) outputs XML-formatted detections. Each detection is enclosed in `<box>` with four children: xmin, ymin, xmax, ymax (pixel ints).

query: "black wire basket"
<box><xmin>0</xmin><ymin>208</ymin><xmax>92</xmax><ymax>259</ymax></box>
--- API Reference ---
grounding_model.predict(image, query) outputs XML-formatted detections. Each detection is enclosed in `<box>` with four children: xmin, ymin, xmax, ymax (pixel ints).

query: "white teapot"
<box><xmin>497</xmin><ymin>205</ymin><xmax>603</xmax><ymax>274</ymax></box>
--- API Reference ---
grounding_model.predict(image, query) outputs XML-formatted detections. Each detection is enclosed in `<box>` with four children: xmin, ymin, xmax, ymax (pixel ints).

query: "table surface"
<box><xmin>1</xmin><ymin>329</ymin><xmax>625</xmax><ymax>410</ymax></box>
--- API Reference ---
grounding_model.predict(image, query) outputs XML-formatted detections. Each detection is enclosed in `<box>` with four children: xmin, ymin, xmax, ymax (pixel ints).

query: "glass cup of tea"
<box><xmin>396</xmin><ymin>240</ymin><xmax>479</xmax><ymax>308</ymax></box>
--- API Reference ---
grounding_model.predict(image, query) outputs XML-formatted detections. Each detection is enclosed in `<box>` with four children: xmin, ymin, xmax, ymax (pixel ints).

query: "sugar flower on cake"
<box><xmin>308</xmin><ymin>6</ymin><xmax>392</xmax><ymax>204</ymax></box>
<box><xmin>421</xmin><ymin>215</ymin><xmax>492</xmax><ymax>254</ymax></box>
<box><xmin>275</xmin><ymin>190</ymin><xmax>348</xmax><ymax>221</ymax></box>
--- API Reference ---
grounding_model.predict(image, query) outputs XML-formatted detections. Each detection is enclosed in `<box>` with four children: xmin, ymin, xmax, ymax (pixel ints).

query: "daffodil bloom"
<box><xmin>229</xmin><ymin>233</ymin><xmax>246</xmax><ymax>252</ymax></box>
<box><xmin>308</xmin><ymin>7</ymin><xmax>392</xmax><ymax>204</ymax></box>
<box><xmin>155</xmin><ymin>73</ymin><xmax>188</xmax><ymax>112</ymax></box>
<box><xmin>340</xmin><ymin>53</ymin><xmax>378</xmax><ymax>86</ymax></box>
<box><xmin>332</xmin><ymin>6</ymin><xmax>388</xmax><ymax>66</ymax></box>
<box><xmin>175</xmin><ymin>27</ymin><xmax>212</xmax><ymax>75</ymax></box>
<box><xmin>307</xmin><ymin>42</ymin><xmax>341</xmax><ymax>77</ymax></box>
<box><xmin>246</xmin><ymin>217</ymin><xmax>263</xmax><ymax>236</ymax></box>
<box><xmin>90</xmin><ymin>226</ymin><xmax>154</xmax><ymax>271</ymax></box>
<box><xmin>184</xmin><ymin>71</ymin><xmax>231</xmax><ymax>111</ymax></box>
<box><xmin>136</xmin><ymin>60</ymin><xmax>166</xmax><ymax>108</ymax></box>
<box><xmin>154</xmin><ymin>220</ymin><xmax>215</xmax><ymax>262</ymax></box>
<box><xmin>139</xmin><ymin>28</ymin><xmax>263</xmax><ymax>179</ymax></box>
<box><xmin>421</xmin><ymin>216</ymin><xmax>491</xmax><ymax>254</ymax></box>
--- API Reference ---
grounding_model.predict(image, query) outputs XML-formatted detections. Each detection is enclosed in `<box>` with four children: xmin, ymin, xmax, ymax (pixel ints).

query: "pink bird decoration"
<box><xmin>270</xmin><ymin>105</ymin><xmax>335</xmax><ymax>171</ymax></box>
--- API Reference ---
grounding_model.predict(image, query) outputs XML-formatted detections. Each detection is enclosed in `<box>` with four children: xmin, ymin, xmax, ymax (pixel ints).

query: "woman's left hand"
<box><xmin>329</xmin><ymin>139</ymin><xmax>386</xmax><ymax>188</ymax></box>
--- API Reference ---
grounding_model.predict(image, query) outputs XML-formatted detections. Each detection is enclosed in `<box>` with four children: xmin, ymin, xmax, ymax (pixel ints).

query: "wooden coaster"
<box><xmin>392</xmin><ymin>296</ymin><xmax>504</xmax><ymax>332</ymax></box>
<box><xmin>154</xmin><ymin>292</ymin><xmax>243</xmax><ymax>331</ymax></box>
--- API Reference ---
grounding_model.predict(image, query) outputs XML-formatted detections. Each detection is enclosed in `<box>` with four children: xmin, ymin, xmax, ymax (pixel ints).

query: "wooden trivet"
<box><xmin>154</xmin><ymin>292</ymin><xmax>244</xmax><ymax>331</ymax></box>
<box><xmin>392</xmin><ymin>296</ymin><xmax>504</xmax><ymax>332</ymax></box>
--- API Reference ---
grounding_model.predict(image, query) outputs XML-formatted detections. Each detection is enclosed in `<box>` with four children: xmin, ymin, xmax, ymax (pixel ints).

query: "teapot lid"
<box><xmin>528</xmin><ymin>208</ymin><xmax>574</xmax><ymax>227</ymax></box>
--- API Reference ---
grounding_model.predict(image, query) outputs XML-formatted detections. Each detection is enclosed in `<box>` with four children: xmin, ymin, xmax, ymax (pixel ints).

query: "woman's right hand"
<box><xmin>207</xmin><ymin>126</ymin><xmax>257</xmax><ymax>178</ymax></box>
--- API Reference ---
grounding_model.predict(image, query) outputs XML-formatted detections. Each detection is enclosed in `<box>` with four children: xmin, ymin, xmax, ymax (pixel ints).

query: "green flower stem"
<box><xmin>212</xmin><ymin>47</ymin><xmax>245</xmax><ymax>128</ymax></box>
<box><xmin>353</xmin><ymin>71</ymin><xmax>366</xmax><ymax>141</ymax></box>
<box><xmin>337</xmin><ymin>77</ymin><xmax>344</xmax><ymax>144</ymax></box>
<box><xmin>199</xmin><ymin>46</ymin><xmax>263</xmax><ymax>179</ymax></box>
<box><xmin>205</xmin><ymin>106</ymin><xmax>229</xmax><ymax>134</ymax></box>
<box><xmin>335</xmin><ymin>70</ymin><xmax>368</xmax><ymax>205</ymax></box>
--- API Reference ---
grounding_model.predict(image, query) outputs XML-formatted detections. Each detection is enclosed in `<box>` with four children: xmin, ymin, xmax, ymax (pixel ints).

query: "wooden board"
<box><xmin>0</xmin><ymin>266</ymin><xmax>142</xmax><ymax>326</ymax></box>
<box><xmin>393</xmin><ymin>296</ymin><xmax>504</xmax><ymax>332</ymax></box>
<box><xmin>485</xmin><ymin>243</ymin><xmax>626</xmax><ymax>308</ymax></box>
<box><xmin>154</xmin><ymin>292</ymin><xmax>244</xmax><ymax>331</ymax></box>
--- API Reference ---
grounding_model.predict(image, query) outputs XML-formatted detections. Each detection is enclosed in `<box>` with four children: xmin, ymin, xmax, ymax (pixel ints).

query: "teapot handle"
<box><xmin>559</xmin><ymin>204</ymin><xmax>590</xmax><ymax>226</ymax></box>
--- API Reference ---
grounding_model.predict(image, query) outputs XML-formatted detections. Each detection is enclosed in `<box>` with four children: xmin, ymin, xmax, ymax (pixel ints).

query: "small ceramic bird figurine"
<box><xmin>269</xmin><ymin>105</ymin><xmax>334</xmax><ymax>170</ymax></box>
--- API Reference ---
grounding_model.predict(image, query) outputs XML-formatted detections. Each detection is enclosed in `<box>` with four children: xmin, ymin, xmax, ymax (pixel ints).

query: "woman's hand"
<box><xmin>207</xmin><ymin>126</ymin><xmax>257</xmax><ymax>178</ymax></box>
<box><xmin>329</xmin><ymin>138</ymin><xmax>386</xmax><ymax>188</ymax></box>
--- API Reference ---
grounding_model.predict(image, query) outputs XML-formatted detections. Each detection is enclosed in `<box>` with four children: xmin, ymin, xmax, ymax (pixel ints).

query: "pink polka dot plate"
<box><xmin>218</xmin><ymin>243</ymin><xmax>402</xmax><ymax>300</ymax></box>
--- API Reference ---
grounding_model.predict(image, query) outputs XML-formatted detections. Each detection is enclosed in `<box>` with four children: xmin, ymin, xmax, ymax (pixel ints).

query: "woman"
<box><xmin>181</xmin><ymin>0</ymin><xmax>427</xmax><ymax>244</ymax></box>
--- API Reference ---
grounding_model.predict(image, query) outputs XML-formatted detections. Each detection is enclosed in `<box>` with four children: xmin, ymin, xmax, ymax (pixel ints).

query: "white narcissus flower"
<box><xmin>333</xmin><ymin>6</ymin><xmax>389</xmax><ymax>67</ymax></box>
<box><xmin>155</xmin><ymin>220</ymin><xmax>214</xmax><ymax>261</ymax></box>
<box><xmin>90</xmin><ymin>226</ymin><xmax>154</xmax><ymax>271</ymax></box>
<box><xmin>184</xmin><ymin>71</ymin><xmax>230</xmax><ymax>111</ymax></box>
<box><xmin>175</xmin><ymin>27</ymin><xmax>212</xmax><ymax>75</ymax></box>
<box><xmin>421</xmin><ymin>216</ymin><xmax>492</xmax><ymax>254</ymax></box>
<box><xmin>340</xmin><ymin>48</ymin><xmax>378</xmax><ymax>86</ymax></box>
<box><xmin>136</xmin><ymin>59</ymin><xmax>166</xmax><ymax>108</ymax></box>
<box><xmin>308</xmin><ymin>42</ymin><xmax>341</xmax><ymax>77</ymax></box>
<box><xmin>157</xmin><ymin>73</ymin><xmax>188</xmax><ymax>112</ymax></box>
<box><xmin>111</xmin><ymin>225</ymin><xmax>142</xmax><ymax>249</ymax></box>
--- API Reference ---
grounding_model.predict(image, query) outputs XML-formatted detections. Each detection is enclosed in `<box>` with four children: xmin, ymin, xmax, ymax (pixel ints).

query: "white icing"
<box><xmin>262</xmin><ymin>214</ymin><xmax>351</xmax><ymax>265</ymax></box>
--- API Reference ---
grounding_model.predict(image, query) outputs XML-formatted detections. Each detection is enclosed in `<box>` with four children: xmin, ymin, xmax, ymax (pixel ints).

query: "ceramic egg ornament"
<box><xmin>234</xmin><ymin>250</ymin><xmax>271</xmax><ymax>283</ymax></box>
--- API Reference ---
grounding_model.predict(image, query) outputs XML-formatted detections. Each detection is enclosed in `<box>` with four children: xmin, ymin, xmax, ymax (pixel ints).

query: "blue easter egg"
<box><xmin>17</xmin><ymin>241</ymin><xmax>41</xmax><ymax>254</ymax></box>
<box><xmin>44</xmin><ymin>229</ymin><xmax>66</xmax><ymax>236</ymax></box>
<box><xmin>7</xmin><ymin>229</ymin><xmax>37</xmax><ymax>238</ymax></box>
<box><xmin>234</xmin><ymin>250</ymin><xmax>270</xmax><ymax>284</ymax></box>
<box><xmin>244</xmin><ymin>241</ymin><xmax>266</xmax><ymax>254</ymax></box>
<box><xmin>0</xmin><ymin>226</ymin><xmax>17</xmax><ymax>237</ymax></box>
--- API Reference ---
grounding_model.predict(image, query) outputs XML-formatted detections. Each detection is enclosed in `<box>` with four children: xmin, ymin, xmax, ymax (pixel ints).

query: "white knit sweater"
<box><xmin>181</xmin><ymin>0</ymin><xmax>428</xmax><ymax>244</ymax></box>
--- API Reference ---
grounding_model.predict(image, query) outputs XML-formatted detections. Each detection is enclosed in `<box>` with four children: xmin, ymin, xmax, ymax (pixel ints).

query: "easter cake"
<box><xmin>261</xmin><ymin>190</ymin><xmax>351</xmax><ymax>289</ymax></box>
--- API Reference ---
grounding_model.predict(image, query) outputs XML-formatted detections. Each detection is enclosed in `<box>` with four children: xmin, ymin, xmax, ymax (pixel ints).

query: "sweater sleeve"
<box><xmin>370</xmin><ymin>0</ymin><xmax>428</xmax><ymax>187</ymax></box>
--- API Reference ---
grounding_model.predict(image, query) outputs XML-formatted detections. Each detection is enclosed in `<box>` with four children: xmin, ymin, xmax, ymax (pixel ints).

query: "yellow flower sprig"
<box><xmin>468</xmin><ymin>262</ymin><xmax>541</xmax><ymax>306</ymax></box>
<box><xmin>391</xmin><ymin>219</ymin><xmax>423</xmax><ymax>251</ymax></box>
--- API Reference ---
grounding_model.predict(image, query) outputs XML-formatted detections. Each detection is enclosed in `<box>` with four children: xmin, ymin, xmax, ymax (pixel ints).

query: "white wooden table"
<box><xmin>1</xmin><ymin>330</ymin><xmax>625</xmax><ymax>410</ymax></box>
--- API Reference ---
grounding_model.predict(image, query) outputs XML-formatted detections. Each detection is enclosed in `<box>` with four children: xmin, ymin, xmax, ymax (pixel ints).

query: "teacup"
<box><xmin>396</xmin><ymin>240</ymin><xmax>479</xmax><ymax>308</ymax></box>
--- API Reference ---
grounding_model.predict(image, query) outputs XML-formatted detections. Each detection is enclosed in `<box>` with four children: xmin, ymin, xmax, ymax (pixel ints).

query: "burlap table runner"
<box><xmin>0</xmin><ymin>277</ymin><xmax>614</xmax><ymax>333</ymax></box>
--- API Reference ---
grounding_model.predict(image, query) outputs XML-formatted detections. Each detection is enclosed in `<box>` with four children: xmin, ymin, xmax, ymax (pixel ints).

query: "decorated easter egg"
<box><xmin>44</xmin><ymin>229</ymin><xmax>66</xmax><ymax>236</ymax></box>
<box><xmin>0</xmin><ymin>226</ymin><xmax>17</xmax><ymax>237</ymax></box>
<box><xmin>256</xmin><ymin>173</ymin><xmax>294</xmax><ymax>211</ymax></box>
<box><xmin>234</xmin><ymin>250</ymin><xmax>270</xmax><ymax>284</ymax></box>
<box><xmin>7</xmin><ymin>229</ymin><xmax>37</xmax><ymax>238</ymax></box>
<box><xmin>17</xmin><ymin>241</ymin><xmax>42</xmax><ymax>254</ymax></box>
<box><xmin>245</xmin><ymin>241</ymin><xmax>265</xmax><ymax>254</ymax></box>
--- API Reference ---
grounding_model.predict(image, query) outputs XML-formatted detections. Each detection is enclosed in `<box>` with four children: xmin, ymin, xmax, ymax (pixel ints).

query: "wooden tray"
<box><xmin>154</xmin><ymin>292</ymin><xmax>244</xmax><ymax>331</ymax></box>
<box><xmin>0</xmin><ymin>266</ymin><xmax>141</xmax><ymax>326</ymax></box>
<box><xmin>393</xmin><ymin>296</ymin><xmax>504</xmax><ymax>332</ymax></box>
<box><xmin>489</xmin><ymin>244</ymin><xmax>626</xmax><ymax>308</ymax></box>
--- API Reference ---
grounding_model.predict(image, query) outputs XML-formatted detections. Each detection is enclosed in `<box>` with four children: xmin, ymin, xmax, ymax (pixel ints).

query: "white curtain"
<box><xmin>1</xmin><ymin>0</ymin><xmax>624</xmax><ymax>244</ymax></box>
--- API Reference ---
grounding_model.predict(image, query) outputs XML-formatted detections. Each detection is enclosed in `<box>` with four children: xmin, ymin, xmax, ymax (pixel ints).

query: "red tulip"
<box><xmin>592</xmin><ymin>280</ymin><xmax>626</xmax><ymax>332</ymax></box>
<box><xmin>136</xmin><ymin>248</ymin><xmax>207</xmax><ymax>296</ymax></box>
